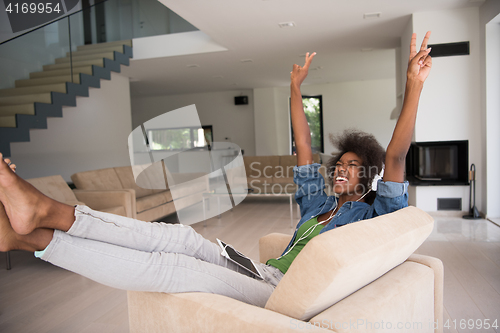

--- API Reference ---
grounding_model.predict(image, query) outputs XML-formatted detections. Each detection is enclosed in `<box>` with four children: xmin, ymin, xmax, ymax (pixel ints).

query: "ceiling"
<box><xmin>124</xmin><ymin>0</ymin><xmax>484</xmax><ymax>97</ymax></box>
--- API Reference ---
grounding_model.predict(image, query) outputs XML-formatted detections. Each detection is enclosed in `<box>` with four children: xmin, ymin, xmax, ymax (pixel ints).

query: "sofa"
<box><xmin>71</xmin><ymin>165</ymin><xmax>209</xmax><ymax>222</ymax></box>
<box><xmin>243</xmin><ymin>154</ymin><xmax>325</xmax><ymax>194</ymax></box>
<box><xmin>26</xmin><ymin>175</ymin><xmax>135</xmax><ymax>217</ymax></box>
<box><xmin>127</xmin><ymin>206</ymin><xmax>443</xmax><ymax>333</ymax></box>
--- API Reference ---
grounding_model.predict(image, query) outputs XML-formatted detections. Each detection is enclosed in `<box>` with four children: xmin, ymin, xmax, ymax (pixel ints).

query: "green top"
<box><xmin>267</xmin><ymin>217</ymin><xmax>324</xmax><ymax>274</ymax></box>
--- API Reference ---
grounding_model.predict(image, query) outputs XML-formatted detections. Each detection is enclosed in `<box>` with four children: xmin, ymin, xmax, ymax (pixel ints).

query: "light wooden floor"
<box><xmin>0</xmin><ymin>198</ymin><xmax>499</xmax><ymax>332</ymax></box>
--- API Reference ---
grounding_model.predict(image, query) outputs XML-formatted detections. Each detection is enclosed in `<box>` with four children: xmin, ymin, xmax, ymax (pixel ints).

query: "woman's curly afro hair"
<box><xmin>325</xmin><ymin>129</ymin><xmax>386</xmax><ymax>205</ymax></box>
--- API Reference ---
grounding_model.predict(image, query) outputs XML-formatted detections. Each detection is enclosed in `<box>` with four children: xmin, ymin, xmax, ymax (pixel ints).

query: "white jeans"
<box><xmin>38</xmin><ymin>205</ymin><xmax>283</xmax><ymax>307</ymax></box>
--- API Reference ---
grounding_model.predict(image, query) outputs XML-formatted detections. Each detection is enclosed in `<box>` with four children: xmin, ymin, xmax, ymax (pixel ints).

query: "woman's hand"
<box><xmin>383</xmin><ymin>31</ymin><xmax>432</xmax><ymax>183</ymax></box>
<box><xmin>291</xmin><ymin>52</ymin><xmax>316</xmax><ymax>88</ymax></box>
<box><xmin>407</xmin><ymin>31</ymin><xmax>432</xmax><ymax>83</ymax></box>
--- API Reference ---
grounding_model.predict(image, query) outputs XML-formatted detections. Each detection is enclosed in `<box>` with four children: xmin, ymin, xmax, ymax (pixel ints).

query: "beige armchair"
<box><xmin>127</xmin><ymin>206</ymin><xmax>443</xmax><ymax>332</ymax></box>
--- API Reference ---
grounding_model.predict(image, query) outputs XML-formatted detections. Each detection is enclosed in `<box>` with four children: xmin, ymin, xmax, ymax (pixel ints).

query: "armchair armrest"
<box><xmin>73</xmin><ymin>189</ymin><xmax>137</xmax><ymax>218</ymax></box>
<box><xmin>407</xmin><ymin>254</ymin><xmax>444</xmax><ymax>333</ymax></box>
<box><xmin>259</xmin><ymin>233</ymin><xmax>293</xmax><ymax>263</ymax></box>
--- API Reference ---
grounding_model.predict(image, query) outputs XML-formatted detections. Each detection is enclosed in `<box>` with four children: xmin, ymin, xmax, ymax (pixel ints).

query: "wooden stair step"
<box><xmin>0</xmin><ymin>116</ymin><xmax>16</xmax><ymax>128</ymax></box>
<box><xmin>0</xmin><ymin>83</ymin><xmax>67</xmax><ymax>97</ymax></box>
<box><xmin>76</xmin><ymin>40</ymin><xmax>132</xmax><ymax>52</ymax></box>
<box><xmin>55</xmin><ymin>51</ymin><xmax>116</xmax><ymax>64</ymax></box>
<box><xmin>43</xmin><ymin>59</ymin><xmax>104</xmax><ymax>71</ymax></box>
<box><xmin>30</xmin><ymin>66</ymin><xmax>93</xmax><ymax>79</ymax></box>
<box><xmin>0</xmin><ymin>104</ymin><xmax>35</xmax><ymax>117</ymax></box>
<box><xmin>0</xmin><ymin>93</ymin><xmax>52</xmax><ymax>106</ymax></box>
<box><xmin>16</xmin><ymin>74</ymin><xmax>80</xmax><ymax>87</ymax></box>
<box><xmin>66</xmin><ymin>45</ymin><xmax>126</xmax><ymax>57</ymax></box>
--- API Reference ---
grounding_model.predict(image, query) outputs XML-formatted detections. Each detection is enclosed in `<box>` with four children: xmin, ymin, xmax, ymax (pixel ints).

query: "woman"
<box><xmin>0</xmin><ymin>32</ymin><xmax>432</xmax><ymax>308</ymax></box>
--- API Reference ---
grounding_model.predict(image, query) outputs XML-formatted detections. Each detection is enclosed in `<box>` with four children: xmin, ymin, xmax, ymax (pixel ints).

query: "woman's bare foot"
<box><xmin>0</xmin><ymin>202</ymin><xmax>53</xmax><ymax>252</ymax></box>
<box><xmin>0</xmin><ymin>153</ymin><xmax>75</xmax><ymax>235</ymax></box>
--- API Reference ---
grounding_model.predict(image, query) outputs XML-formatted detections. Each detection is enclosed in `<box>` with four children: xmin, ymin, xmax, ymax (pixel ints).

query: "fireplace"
<box><xmin>405</xmin><ymin>140</ymin><xmax>469</xmax><ymax>185</ymax></box>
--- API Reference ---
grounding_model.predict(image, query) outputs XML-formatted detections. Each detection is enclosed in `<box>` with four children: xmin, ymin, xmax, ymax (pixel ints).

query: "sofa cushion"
<box><xmin>277</xmin><ymin>156</ymin><xmax>297</xmax><ymax>179</ymax></box>
<box><xmin>71</xmin><ymin>168</ymin><xmax>123</xmax><ymax>191</ymax></box>
<box><xmin>244</xmin><ymin>156</ymin><xmax>279</xmax><ymax>179</ymax></box>
<box><xmin>27</xmin><ymin>175</ymin><xmax>78</xmax><ymax>204</ymax></box>
<box><xmin>272</xmin><ymin>177</ymin><xmax>294</xmax><ymax>185</ymax></box>
<box><xmin>264</xmin><ymin>206</ymin><xmax>434</xmax><ymax>321</ymax></box>
<box><xmin>114</xmin><ymin>166</ymin><xmax>156</xmax><ymax>198</ymax></box>
<box><xmin>136</xmin><ymin>190</ymin><xmax>172</xmax><ymax>213</ymax></box>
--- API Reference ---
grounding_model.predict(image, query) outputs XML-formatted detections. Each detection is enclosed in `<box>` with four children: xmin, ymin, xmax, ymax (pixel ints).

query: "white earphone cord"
<box><xmin>356</xmin><ymin>189</ymin><xmax>372</xmax><ymax>202</ymax></box>
<box><xmin>277</xmin><ymin>207</ymin><xmax>336</xmax><ymax>259</ymax></box>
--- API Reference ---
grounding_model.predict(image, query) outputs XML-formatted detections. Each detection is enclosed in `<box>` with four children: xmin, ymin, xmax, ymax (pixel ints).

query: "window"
<box><xmin>291</xmin><ymin>95</ymin><xmax>324</xmax><ymax>154</ymax></box>
<box><xmin>147</xmin><ymin>125</ymin><xmax>213</xmax><ymax>151</ymax></box>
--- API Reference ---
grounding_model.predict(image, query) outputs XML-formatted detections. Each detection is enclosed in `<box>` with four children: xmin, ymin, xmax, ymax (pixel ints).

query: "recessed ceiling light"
<box><xmin>363</xmin><ymin>12</ymin><xmax>381</xmax><ymax>19</ymax></box>
<box><xmin>240</xmin><ymin>59</ymin><xmax>253</xmax><ymax>63</ymax></box>
<box><xmin>279</xmin><ymin>22</ymin><xmax>295</xmax><ymax>28</ymax></box>
<box><xmin>186</xmin><ymin>64</ymin><xmax>200</xmax><ymax>68</ymax></box>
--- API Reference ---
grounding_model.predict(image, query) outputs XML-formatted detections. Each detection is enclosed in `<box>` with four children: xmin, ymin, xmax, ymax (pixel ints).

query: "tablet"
<box><xmin>216</xmin><ymin>238</ymin><xmax>264</xmax><ymax>280</ymax></box>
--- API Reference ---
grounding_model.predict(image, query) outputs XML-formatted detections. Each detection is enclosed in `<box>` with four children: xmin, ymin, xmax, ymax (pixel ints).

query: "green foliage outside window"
<box><xmin>302</xmin><ymin>97</ymin><xmax>322</xmax><ymax>152</ymax></box>
<box><xmin>291</xmin><ymin>96</ymin><xmax>323</xmax><ymax>154</ymax></box>
<box><xmin>148</xmin><ymin>126</ymin><xmax>210</xmax><ymax>151</ymax></box>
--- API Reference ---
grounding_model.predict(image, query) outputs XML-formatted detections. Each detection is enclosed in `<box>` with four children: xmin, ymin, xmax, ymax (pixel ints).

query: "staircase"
<box><xmin>0</xmin><ymin>40</ymin><xmax>133</xmax><ymax>157</ymax></box>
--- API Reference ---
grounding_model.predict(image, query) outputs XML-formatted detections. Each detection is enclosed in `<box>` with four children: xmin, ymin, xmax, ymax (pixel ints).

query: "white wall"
<box><xmin>253</xmin><ymin>87</ymin><xmax>283</xmax><ymax>155</ymax></box>
<box><xmin>131</xmin><ymin>89</ymin><xmax>256</xmax><ymax>156</ymax></box>
<box><xmin>481</xmin><ymin>0</ymin><xmax>500</xmax><ymax>218</ymax></box>
<box><xmin>254</xmin><ymin>77</ymin><xmax>397</xmax><ymax>157</ymax></box>
<box><xmin>409</xmin><ymin>7</ymin><xmax>482</xmax><ymax>212</ymax></box>
<box><xmin>10</xmin><ymin>73</ymin><xmax>133</xmax><ymax>182</ymax></box>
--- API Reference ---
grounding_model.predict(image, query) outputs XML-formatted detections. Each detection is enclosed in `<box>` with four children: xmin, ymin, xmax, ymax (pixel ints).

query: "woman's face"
<box><xmin>332</xmin><ymin>152</ymin><xmax>365</xmax><ymax>196</ymax></box>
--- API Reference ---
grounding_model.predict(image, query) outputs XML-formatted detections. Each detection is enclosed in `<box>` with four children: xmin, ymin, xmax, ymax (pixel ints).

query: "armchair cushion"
<box><xmin>127</xmin><ymin>292</ymin><xmax>330</xmax><ymax>333</ymax></box>
<box><xmin>264</xmin><ymin>206</ymin><xmax>434</xmax><ymax>321</ymax></box>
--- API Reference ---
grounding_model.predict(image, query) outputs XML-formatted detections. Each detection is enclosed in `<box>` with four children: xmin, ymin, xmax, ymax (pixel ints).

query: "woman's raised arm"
<box><xmin>290</xmin><ymin>52</ymin><xmax>316</xmax><ymax>166</ymax></box>
<box><xmin>383</xmin><ymin>32</ymin><xmax>432</xmax><ymax>183</ymax></box>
